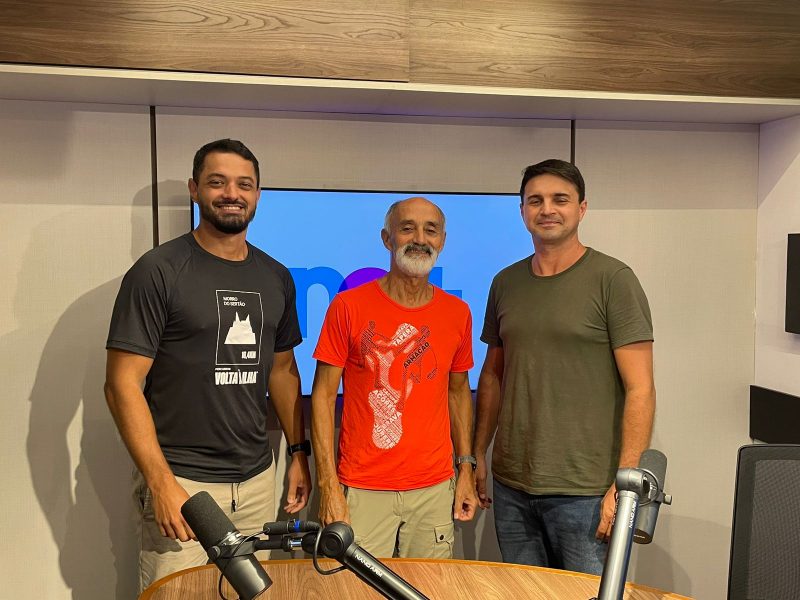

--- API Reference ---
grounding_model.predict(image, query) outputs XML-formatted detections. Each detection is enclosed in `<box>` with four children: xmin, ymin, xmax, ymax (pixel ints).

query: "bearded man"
<box><xmin>105</xmin><ymin>139</ymin><xmax>310</xmax><ymax>591</ymax></box>
<box><xmin>310</xmin><ymin>196</ymin><xmax>478</xmax><ymax>558</ymax></box>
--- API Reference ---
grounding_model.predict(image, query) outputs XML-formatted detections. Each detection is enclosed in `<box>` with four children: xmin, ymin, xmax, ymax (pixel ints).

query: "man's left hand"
<box><xmin>284</xmin><ymin>453</ymin><xmax>311</xmax><ymax>513</ymax></box>
<box><xmin>595</xmin><ymin>483</ymin><xmax>617</xmax><ymax>542</ymax></box>
<box><xmin>453</xmin><ymin>468</ymin><xmax>479</xmax><ymax>521</ymax></box>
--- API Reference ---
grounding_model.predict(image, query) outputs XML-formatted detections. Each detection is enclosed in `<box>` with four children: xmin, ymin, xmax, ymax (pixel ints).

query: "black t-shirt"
<box><xmin>107</xmin><ymin>233</ymin><xmax>302</xmax><ymax>482</ymax></box>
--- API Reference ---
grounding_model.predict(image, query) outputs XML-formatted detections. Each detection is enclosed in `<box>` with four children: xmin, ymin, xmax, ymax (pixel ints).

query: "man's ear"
<box><xmin>381</xmin><ymin>228</ymin><xmax>392</xmax><ymax>251</ymax></box>
<box><xmin>188</xmin><ymin>178</ymin><xmax>198</xmax><ymax>202</ymax></box>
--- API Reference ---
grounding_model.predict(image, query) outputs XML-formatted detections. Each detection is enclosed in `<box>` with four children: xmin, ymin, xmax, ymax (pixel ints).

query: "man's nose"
<box><xmin>222</xmin><ymin>181</ymin><xmax>237</xmax><ymax>198</ymax></box>
<box><xmin>541</xmin><ymin>199</ymin><xmax>557</xmax><ymax>214</ymax></box>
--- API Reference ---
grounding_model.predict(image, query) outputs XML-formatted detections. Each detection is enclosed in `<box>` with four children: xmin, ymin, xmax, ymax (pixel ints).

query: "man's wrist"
<box><xmin>287</xmin><ymin>440</ymin><xmax>311</xmax><ymax>457</ymax></box>
<box><xmin>319</xmin><ymin>480</ymin><xmax>344</xmax><ymax>497</ymax></box>
<box><xmin>456</xmin><ymin>464</ymin><xmax>476</xmax><ymax>477</ymax></box>
<box><xmin>455</xmin><ymin>454</ymin><xmax>477</xmax><ymax>471</ymax></box>
<box><xmin>145</xmin><ymin>468</ymin><xmax>178</xmax><ymax>493</ymax></box>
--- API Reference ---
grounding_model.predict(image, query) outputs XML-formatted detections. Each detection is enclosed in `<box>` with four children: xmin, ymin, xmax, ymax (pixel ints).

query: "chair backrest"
<box><xmin>728</xmin><ymin>444</ymin><xmax>800</xmax><ymax>600</ymax></box>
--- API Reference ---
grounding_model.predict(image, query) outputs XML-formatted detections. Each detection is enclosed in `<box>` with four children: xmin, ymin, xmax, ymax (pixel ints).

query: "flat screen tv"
<box><xmin>192</xmin><ymin>189</ymin><xmax>532</xmax><ymax>394</ymax></box>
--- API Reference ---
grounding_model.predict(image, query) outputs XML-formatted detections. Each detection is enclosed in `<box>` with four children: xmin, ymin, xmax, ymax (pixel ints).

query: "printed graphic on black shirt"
<box><xmin>215</xmin><ymin>290</ymin><xmax>263</xmax><ymax>370</ymax></box>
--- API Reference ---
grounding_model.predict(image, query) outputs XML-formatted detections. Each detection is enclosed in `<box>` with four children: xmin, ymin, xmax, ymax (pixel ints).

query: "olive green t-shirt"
<box><xmin>481</xmin><ymin>248</ymin><xmax>653</xmax><ymax>495</ymax></box>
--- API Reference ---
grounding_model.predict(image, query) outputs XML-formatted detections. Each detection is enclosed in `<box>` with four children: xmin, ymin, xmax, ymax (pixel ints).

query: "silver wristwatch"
<box><xmin>455</xmin><ymin>455</ymin><xmax>477</xmax><ymax>470</ymax></box>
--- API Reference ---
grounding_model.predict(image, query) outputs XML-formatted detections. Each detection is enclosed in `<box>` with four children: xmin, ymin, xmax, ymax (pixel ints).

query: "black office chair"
<box><xmin>728</xmin><ymin>444</ymin><xmax>800</xmax><ymax>600</ymax></box>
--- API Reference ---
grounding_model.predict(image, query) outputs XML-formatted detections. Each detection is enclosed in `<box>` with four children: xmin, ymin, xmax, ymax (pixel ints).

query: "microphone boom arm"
<box><xmin>595</xmin><ymin>468</ymin><xmax>645</xmax><ymax>600</ymax></box>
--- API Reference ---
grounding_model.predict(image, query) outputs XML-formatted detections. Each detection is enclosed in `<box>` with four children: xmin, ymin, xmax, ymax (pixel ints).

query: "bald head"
<box><xmin>383</xmin><ymin>197</ymin><xmax>446</xmax><ymax>234</ymax></box>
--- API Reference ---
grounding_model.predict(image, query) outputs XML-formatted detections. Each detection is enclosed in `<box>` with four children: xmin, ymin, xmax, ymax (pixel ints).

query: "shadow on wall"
<box><xmin>158</xmin><ymin>179</ymin><xmax>192</xmax><ymax>244</ymax></box>
<box><xmin>457</xmin><ymin>485</ymin><xmax>502</xmax><ymax>561</ymax></box>
<box><xmin>24</xmin><ymin>185</ymin><xmax>155</xmax><ymax>600</ymax></box>
<box><xmin>631</xmin><ymin>512</ymin><xmax>729</xmax><ymax>600</ymax></box>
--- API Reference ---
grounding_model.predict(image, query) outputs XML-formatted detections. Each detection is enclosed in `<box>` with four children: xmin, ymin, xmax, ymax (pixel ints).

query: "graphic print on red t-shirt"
<box><xmin>359</xmin><ymin>321</ymin><xmax>438</xmax><ymax>448</ymax></box>
<box><xmin>313</xmin><ymin>281</ymin><xmax>473</xmax><ymax>490</ymax></box>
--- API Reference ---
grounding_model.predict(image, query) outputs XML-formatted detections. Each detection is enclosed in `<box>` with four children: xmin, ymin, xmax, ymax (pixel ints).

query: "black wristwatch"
<box><xmin>287</xmin><ymin>440</ymin><xmax>311</xmax><ymax>457</ymax></box>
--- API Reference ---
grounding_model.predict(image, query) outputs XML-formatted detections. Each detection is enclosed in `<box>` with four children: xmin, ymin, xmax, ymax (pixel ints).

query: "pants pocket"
<box><xmin>433</xmin><ymin>522</ymin><xmax>454</xmax><ymax>554</ymax></box>
<box><xmin>140</xmin><ymin>485</ymin><xmax>153</xmax><ymax>518</ymax></box>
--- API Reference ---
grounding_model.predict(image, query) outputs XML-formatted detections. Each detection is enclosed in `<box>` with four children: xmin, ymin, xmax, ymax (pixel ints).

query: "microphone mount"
<box><xmin>590</xmin><ymin>458</ymin><xmax>673</xmax><ymax>600</ymax></box>
<box><xmin>205</xmin><ymin>519</ymin><xmax>428</xmax><ymax>600</ymax></box>
<box><xmin>206</xmin><ymin>518</ymin><xmax>321</xmax><ymax>561</ymax></box>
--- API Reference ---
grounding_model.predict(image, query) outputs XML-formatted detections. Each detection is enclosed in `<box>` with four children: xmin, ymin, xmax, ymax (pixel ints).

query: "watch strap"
<box><xmin>456</xmin><ymin>455</ymin><xmax>477</xmax><ymax>470</ymax></box>
<box><xmin>287</xmin><ymin>440</ymin><xmax>311</xmax><ymax>457</ymax></box>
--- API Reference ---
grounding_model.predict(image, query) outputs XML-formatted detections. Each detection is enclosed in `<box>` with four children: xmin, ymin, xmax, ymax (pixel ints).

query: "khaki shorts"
<box><xmin>136</xmin><ymin>463</ymin><xmax>276</xmax><ymax>593</ymax></box>
<box><xmin>344</xmin><ymin>477</ymin><xmax>455</xmax><ymax>559</ymax></box>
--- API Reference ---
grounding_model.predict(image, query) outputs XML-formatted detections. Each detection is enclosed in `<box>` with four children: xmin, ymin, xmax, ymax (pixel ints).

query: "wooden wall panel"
<box><xmin>0</xmin><ymin>0</ymin><xmax>409</xmax><ymax>81</ymax></box>
<box><xmin>409</xmin><ymin>0</ymin><xmax>800</xmax><ymax>98</ymax></box>
<box><xmin>2</xmin><ymin>1</ymin><xmax>799</xmax><ymax>98</ymax></box>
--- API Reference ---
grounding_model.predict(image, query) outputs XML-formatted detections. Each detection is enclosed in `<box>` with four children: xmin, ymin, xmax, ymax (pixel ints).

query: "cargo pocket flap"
<box><xmin>434</xmin><ymin>522</ymin><xmax>454</xmax><ymax>546</ymax></box>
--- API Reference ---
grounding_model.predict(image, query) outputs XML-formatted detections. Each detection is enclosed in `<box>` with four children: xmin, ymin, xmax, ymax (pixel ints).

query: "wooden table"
<box><xmin>140</xmin><ymin>558</ymin><xmax>692</xmax><ymax>599</ymax></box>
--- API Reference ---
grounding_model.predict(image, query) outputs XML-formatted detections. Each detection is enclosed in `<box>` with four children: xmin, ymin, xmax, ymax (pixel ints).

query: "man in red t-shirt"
<box><xmin>311</xmin><ymin>196</ymin><xmax>479</xmax><ymax>558</ymax></box>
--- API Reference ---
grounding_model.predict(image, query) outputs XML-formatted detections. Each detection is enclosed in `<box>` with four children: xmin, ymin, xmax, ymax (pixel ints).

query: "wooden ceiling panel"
<box><xmin>409</xmin><ymin>0</ymin><xmax>800</xmax><ymax>98</ymax></box>
<box><xmin>0</xmin><ymin>0</ymin><xmax>410</xmax><ymax>82</ymax></box>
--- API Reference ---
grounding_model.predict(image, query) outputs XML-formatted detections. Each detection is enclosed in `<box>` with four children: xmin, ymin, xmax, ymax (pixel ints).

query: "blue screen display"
<box><xmin>193</xmin><ymin>190</ymin><xmax>532</xmax><ymax>394</ymax></box>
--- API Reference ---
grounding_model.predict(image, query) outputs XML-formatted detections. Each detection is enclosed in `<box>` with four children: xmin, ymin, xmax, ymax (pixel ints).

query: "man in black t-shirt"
<box><xmin>105</xmin><ymin>139</ymin><xmax>311</xmax><ymax>591</ymax></box>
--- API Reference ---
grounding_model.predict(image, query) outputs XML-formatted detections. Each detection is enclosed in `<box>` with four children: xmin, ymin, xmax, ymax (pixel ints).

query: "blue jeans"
<box><xmin>493</xmin><ymin>479</ymin><xmax>607</xmax><ymax>575</ymax></box>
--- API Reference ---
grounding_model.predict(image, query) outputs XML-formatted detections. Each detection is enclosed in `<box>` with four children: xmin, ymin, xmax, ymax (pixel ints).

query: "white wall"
<box><xmin>154</xmin><ymin>110</ymin><xmax>572</xmax><ymax>242</ymax></box>
<box><xmin>576</xmin><ymin>121</ymin><xmax>758</xmax><ymax>600</ymax></box>
<box><xmin>0</xmin><ymin>100</ymin><xmax>152</xmax><ymax>599</ymax></box>
<box><xmin>755</xmin><ymin>115</ymin><xmax>800</xmax><ymax>393</ymax></box>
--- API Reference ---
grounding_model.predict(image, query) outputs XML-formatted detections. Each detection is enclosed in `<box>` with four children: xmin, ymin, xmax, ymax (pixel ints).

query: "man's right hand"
<box><xmin>318</xmin><ymin>485</ymin><xmax>350</xmax><ymax>526</ymax></box>
<box><xmin>151</xmin><ymin>477</ymin><xmax>195</xmax><ymax>541</ymax></box>
<box><xmin>475</xmin><ymin>453</ymin><xmax>493</xmax><ymax>509</ymax></box>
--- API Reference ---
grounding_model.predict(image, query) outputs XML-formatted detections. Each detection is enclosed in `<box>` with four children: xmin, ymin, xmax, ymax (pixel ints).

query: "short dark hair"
<box><xmin>519</xmin><ymin>159</ymin><xmax>585</xmax><ymax>202</ymax></box>
<box><xmin>192</xmin><ymin>139</ymin><xmax>260</xmax><ymax>186</ymax></box>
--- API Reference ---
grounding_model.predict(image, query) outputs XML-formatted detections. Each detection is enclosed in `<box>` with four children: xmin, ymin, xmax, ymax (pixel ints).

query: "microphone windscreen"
<box><xmin>181</xmin><ymin>491</ymin><xmax>236</xmax><ymax>549</ymax></box>
<box><xmin>639</xmin><ymin>449</ymin><xmax>667</xmax><ymax>487</ymax></box>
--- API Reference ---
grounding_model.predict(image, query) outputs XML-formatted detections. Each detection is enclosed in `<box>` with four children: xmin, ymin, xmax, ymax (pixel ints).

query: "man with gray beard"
<box><xmin>311</xmin><ymin>196</ymin><xmax>478</xmax><ymax>558</ymax></box>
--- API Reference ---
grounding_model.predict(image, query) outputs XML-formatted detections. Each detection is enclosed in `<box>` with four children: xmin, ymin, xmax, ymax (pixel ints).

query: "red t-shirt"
<box><xmin>313</xmin><ymin>280</ymin><xmax>473</xmax><ymax>490</ymax></box>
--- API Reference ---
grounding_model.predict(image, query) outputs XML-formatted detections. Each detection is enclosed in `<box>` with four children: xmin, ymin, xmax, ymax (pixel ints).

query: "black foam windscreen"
<box><xmin>639</xmin><ymin>449</ymin><xmax>667</xmax><ymax>487</ymax></box>
<box><xmin>632</xmin><ymin>449</ymin><xmax>669</xmax><ymax>544</ymax></box>
<box><xmin>181</xmin><ymin>491</ymin><xmax>236</xmax><ymax>549</ymax></box>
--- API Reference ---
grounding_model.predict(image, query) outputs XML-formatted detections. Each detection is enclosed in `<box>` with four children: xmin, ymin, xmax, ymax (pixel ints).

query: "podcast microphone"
<box><xmin>315</xmin><ymin>522</ymin><xmax>429</xmax><ymax>600</ymax></box>
<box><xmin>594</xmin><ymin>449</ymin><xmax>673</xmax><ymax>600</ymax></box>
<box><xmin>633</xmin><ymin>449</ymin><xmax>672</xmax><ymax>544</ymax></box>
<box><xmin>181</xmin><ymin>491</ymin><xmax>272</xmax><ymax>600</ymax></box>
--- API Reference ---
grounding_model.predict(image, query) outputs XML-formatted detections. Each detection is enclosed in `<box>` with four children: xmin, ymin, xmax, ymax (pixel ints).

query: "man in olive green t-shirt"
<box><xmin>473</xmin><ymin>159</ymin><xmax>655</xmax><ymax>575</ymax></box>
